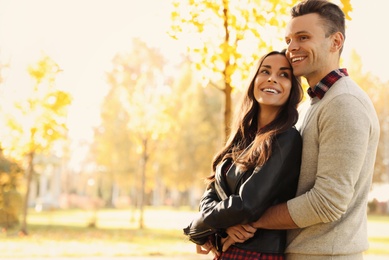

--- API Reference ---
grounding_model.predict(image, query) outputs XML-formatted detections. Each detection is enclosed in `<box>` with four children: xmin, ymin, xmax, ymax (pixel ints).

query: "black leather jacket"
<box><xmin>183</xmin><ymin>128</ymin><xmax>302</xmax><ymax>254</ymax></box>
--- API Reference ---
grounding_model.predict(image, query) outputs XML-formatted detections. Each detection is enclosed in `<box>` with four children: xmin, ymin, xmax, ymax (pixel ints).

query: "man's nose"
<box><xmin>288</xmin><ymin>40</ymin><xmax>299</xmax><ymax>52</ymax></box>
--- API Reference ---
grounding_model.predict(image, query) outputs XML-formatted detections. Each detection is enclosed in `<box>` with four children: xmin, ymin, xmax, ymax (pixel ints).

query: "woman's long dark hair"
<box><xmin>209</xmin><ymin>50</ymin><xmax>303</xmax><ymax>180</ymax></box>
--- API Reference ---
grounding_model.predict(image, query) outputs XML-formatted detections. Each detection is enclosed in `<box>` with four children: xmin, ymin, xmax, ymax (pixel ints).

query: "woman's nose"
<box><xmin>267</xmin><ymin>77</ymin><xmax>277</xmax><ymax>83</ymax></box>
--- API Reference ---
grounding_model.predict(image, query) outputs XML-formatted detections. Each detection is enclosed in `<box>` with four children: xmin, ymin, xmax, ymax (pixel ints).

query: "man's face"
<box><xmin>285</xmin><ymin>13</ymin><xmax>333</xmax><ymax>85</ymax></box>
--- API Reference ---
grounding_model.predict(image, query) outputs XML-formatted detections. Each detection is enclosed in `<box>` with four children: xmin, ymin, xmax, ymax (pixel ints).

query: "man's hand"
<box><xmin>226</xmin><ymin>224</ymin><xmax>256</xmax><ymax>243</ymax></box>
<box><xmin>221</xmin><ymin>224</ymin><xmax>256</xmax><ymax>252</ymax></box>
<box><xmin>250</xmin><ymin>203</ymin><xmax>298</xmax><ymax>230</ymax></box>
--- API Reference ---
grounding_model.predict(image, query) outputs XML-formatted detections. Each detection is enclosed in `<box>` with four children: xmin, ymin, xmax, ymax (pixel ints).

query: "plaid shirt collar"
<box><xmin>307</xmin><ymin>68</ymin><xmax>349</xmax><ymax>99</ymax></box>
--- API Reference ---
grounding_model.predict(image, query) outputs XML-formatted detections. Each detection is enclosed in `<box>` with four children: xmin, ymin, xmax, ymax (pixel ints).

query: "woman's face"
<box><xmin>253</xmin><ymin>54</ymin><xmax>293</xmax><ymax>109</ymax></box>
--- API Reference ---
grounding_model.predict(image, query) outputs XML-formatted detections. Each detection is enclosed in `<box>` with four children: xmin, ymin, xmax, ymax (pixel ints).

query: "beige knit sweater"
<box><xmin>286</xmin><ymin>76</ymin><xmax>380</xmax><ymax>259</ymax></box>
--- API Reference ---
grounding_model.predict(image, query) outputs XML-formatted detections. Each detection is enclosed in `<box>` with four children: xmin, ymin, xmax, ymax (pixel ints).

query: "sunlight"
<box><xmin>0</xmin><ymin>2</ymin><xmax>388</xmax><ymax>258</ymax></box>
<box><xmin>0</xmin><ymin>0</ymin><xmax>388</xmax><ymax>172</ymax></box>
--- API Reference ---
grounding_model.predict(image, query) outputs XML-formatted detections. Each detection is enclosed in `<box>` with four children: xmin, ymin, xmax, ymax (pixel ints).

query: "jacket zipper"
<box><xmin>190</xmin><ymin>228</ymin><xmax>214</xmax><ymax>238</ymax></box>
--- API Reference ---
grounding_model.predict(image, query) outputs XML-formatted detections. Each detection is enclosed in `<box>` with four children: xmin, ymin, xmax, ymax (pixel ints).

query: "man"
<box><xmin>223</xmin><ymin>0</ymin><xmax>380</xmax><ymax>259</ymax></box>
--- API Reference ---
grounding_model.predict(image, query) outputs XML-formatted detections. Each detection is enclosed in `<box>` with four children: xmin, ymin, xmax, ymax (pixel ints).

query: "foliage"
<box><xmin>91</xmin><ymin>79</ymin><xmax>136</xmax><ymax>206</ymax></box>
<box><xmin>94</xmin><ymin>38</ymin><xmax>224</xmax><ymax>211</ymax></box>
<box><xmin>340</xmin><ymin>0</ymin><xmax>353</xmax><ymax>20</ymax></box>
<box><xmin>2</xmin><ymin>54</ymin><xmax>72</xmax><ymax>158</ymax></box>
<box><xmin>0</xmin><ymin>190</ymin><xmax>22</xmax><ymax>229</ymax></box>
<box><xmin>1</xmin><ymin>53</ymin><xmax>72</xmax><ymax>234</ymax></box>
<box><xmin>158</xmin><ymin>61</ymin><xmax>223</xmax><ymax>208</ymax></box>
<box><xmin>0</xmin><ymin>150</ymin><xmax>23</xmax><ymax>229</ymax></box>
<box><xmin>170</xmin><ymin>0</ymin><xmax>298</xmax><ymax>89</ymax></box>
<box><xmin>169</xmin><ymin>0</ymin><xmax>352</xmax><ymax>140</ymax></box>
<box><xmin>95</xmin><ymin>38</ymin><xmax>174</xmax><ymax>228</ymax></box>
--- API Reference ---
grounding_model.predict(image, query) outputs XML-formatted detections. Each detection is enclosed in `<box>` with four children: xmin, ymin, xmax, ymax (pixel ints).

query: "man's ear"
<box><xmin>330</xmin><ymin>32</ymin><xmax>344</xmax><ymax>52</ymax></box>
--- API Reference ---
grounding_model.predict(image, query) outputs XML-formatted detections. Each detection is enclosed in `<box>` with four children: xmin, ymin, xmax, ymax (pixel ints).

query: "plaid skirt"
<box><xmin>214</xmin><ymin>246</ymin><xmax>285</xmax><ymax>260</ymax></box>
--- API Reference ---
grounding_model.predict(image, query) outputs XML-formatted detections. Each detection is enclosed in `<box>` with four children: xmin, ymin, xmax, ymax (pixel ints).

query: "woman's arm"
<box><xmin>201</xmin><ymin>128</ymin><xmax>302</xmax><ymax>229</ymax></box>
<box><xmin>183</xmin><ymin>181</ymin><xmax>222</xmax><ymax>245</ymax></box>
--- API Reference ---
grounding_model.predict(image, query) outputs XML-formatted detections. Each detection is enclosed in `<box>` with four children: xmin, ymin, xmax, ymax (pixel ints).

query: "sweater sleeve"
<box><xmin>287</xmin><ymin>94</ymin><xmax>372</xmax><ymax>227</ymax></box>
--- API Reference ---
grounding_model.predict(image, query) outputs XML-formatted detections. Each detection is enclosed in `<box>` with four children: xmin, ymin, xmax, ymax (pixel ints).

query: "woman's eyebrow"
<box><xmin>280</xmin><ymin>67</ymin><xmax>292</xmax><ymax>70</ymax></box>
<box><xmin>262</xmin><ymin>65</ymin><xmax>291</xmax><ymax>70</ymax></box>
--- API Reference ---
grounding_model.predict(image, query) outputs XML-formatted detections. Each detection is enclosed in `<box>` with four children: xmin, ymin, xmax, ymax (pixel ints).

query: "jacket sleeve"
<box><xmin>183</xmin><ymin>182</ymin><xmax>222</xmax><ymax>245</ymax></box>
<box><xmin>200</xmin><ymin>128</ymin><xmax>302</xmax><ymax>229</ymax></box>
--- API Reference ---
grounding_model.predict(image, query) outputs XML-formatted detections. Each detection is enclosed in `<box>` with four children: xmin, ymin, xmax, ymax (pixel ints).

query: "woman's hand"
<box><xmin>222</xmin><ymin>224</ymin><xmax>256</xmax><ymax>252</ymax></box>
<box><xmin>196</xmin><ymin>240</ymin><xmax>220</xmax><ymax>258</ymax></box>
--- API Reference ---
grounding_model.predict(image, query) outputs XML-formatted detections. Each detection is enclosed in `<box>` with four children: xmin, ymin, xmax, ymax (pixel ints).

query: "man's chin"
<box><xmin>292</xmin><ymin>69</ymin><xmax>304</xmax><ymax>77</ymax></box>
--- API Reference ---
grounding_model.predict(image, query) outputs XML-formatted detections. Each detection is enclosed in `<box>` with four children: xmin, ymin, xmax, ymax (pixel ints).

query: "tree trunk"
<box><xmin>224</xmin><ymin>83</ymin><xmax>232</xmax><ymax>142</ymax></box>
<box><xmin>138</xmin><ymin>137</ymin><xmax>148</xmax><ymax>229</ymax></box>
<box><xmin>20</xmin><ymin>150</ymin><xmax>34</xmax><ymax>235</ymax></box>
<box><xmin>222</xmin><ymin>1</ymin><xmax>232</xmax><ymax>142</ymax></box>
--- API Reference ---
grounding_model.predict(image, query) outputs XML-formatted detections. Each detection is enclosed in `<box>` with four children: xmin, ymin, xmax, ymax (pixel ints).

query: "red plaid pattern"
<box><xmin>214</xmin><ymin>246</ymin><xmax>284</xmax><ymax>260</ymax></box>
<box><xmin>307</xmin><ymin>68</ymin><xmax>348</xmax><ymax>99</ymax></box>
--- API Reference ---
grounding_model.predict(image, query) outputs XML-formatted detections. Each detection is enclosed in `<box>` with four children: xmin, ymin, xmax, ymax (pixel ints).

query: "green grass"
<box><xmin>1</xmin><ymin>225</ymin><xmax>189</xmax><ymax>257</ymax></box>
<box><xmin>0</xmin><ymin>208</ymin><xmax>388</xmax><ymax>258</ymax></box>
<box><xmin>0</xmin><ymin>207</ymin><xmax>203</xmax><ymax>258</ymax></box>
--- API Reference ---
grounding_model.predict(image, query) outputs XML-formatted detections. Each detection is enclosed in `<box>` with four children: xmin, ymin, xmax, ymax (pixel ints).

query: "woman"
<box><xmin>183</xmin><ymin>49</ymin><xmax>304</xmax><ymax>259</ymax></box>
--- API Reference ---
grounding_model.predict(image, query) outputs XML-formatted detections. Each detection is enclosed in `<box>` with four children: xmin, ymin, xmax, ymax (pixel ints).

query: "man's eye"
<box><xmin>300</xmin><ymin>36</ymin><xmax>308</xmax><ymax>41</ymax></box>
<box><xmin>286</xmin><ymin>39</ymin><xmax>291</xmax><ymax>45</ymax></box>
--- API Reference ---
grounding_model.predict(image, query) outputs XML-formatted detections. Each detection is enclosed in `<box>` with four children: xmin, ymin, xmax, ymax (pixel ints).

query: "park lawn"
<box><xmin>0</xmin><ymin>208</ymin><xmax>388</xmax><ymax>258</ymax></box>
<box><xmin>0</xmin><ymin>207</ymin><xmax>201</xmax><ymax>258</ymax></box>
<box><xmin>365</xmin><ymin>214</ymin><xmax>389</xmax><ymax>256</ymax></box>
<box><xmin>1</xmin><ymin>225</ymin><xmax>193</xmax><ymax>258</ymax></box>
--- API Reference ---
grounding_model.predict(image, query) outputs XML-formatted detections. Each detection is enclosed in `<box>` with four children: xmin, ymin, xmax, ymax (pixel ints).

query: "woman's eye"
<box><xmin>260</xmin><ymin>69</ymin><xmax>270</xmax><ymax>74</ymax></box>
<box><xmin>280</xmin><ymin>72</ymin><xmax>289</xmax><ymax>77</ymax></box>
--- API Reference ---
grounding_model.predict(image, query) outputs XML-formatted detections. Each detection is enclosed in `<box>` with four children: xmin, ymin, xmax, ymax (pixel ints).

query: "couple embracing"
<box><xmin>184</xmin><ymin>0</ymin><xmax>380</xmax><ymax>259</ymax></box>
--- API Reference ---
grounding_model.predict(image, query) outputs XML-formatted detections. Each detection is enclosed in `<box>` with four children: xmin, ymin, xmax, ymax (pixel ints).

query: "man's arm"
<box><xmin>222</xmin><ymin>203</ymin><xmax>298</xmax><ymax>252</ymax></box>
<box><xmin>251</xmin><ymin>202</ymin><xmax>299</xmax><ymax>230</ymax></box>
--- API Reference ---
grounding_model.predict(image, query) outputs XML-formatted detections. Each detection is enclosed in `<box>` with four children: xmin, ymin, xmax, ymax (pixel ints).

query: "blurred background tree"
<box><xmin>93</xmin><ymin>38</ymin><xmax>175</xmax><ymax>229</ymax></box>
<box><xmin>0</xmin><ymin>147</ymin><xmax>23</xmax><ymax>229</ymax></box>
<box><xmin>91</xmin><ymin>38</ymin><xmax>224</xmax><ymax>228</ymax></box>
<box><xmin>161</xmin><ymin>60</ymin><xmax>222</xmax><ymax>209</ymax></box>
<box><xmin>348</xmin><ymin>50</ymin><xmax>389</xmax><ymax>183</ymax></box>
<box><xmin>1</xmin><ymin>54</ymin><xmax>72</xmax><ymax>235</ymax></box>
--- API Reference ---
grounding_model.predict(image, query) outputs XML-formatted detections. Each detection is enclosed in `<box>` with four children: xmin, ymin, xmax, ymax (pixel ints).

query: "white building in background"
<box><xmin>28</xmin><ymin>154</ymin><xmax>62</xmax><ymax>211</ymax></box>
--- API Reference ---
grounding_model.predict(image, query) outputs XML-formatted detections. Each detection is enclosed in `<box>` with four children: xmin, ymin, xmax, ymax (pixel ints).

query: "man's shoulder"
<box><xmin>324</xmin><ymin>76</ymin><xmax>373</xmax><ymax>106</ymax></box>
<box><xmin>329</xmin><ymin>76</ymin><xmax>365</xmax><ymax>97</ymax></box>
